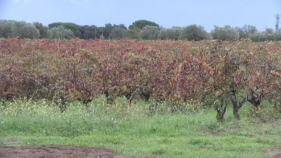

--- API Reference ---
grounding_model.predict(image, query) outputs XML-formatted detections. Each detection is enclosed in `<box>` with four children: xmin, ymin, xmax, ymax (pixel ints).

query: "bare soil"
<box><xmin>0</xmin><ymin>146</ymin><xmax>129</xmax><ymax>158</ymax></box>
<box><xmin>0</xmin><ymin>145</ymin><xmax>280</xmax><ymax>158</ymax></box>
<box><xmin>268</xmin><ymin>148</ymin><xmax>281</xmax><ymax>158</ymax></box>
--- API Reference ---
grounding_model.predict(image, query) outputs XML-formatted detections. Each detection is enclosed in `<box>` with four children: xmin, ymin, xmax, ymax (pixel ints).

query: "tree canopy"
<box><xmin>47</xmin><ymin>26</ymin><xmax>74</xmax><ymax>39</ymax></box>
<box><xmin>48</xmin><ymin>22</ymin><xmax>82</xmax><ymax>38</ymax></box>
<box><xmin>33</xmin><ymin>22</ymin><xmax>48</xmax><ymax>38</ymax></box>
<box><xmin>0</xmin><ymin>20</ymin><xmax>15</xmax><ymax>38</ymax></box>
<box><xmin>1</xmin><ymin>19</ymin><xmax>281</xmax><ymax>41</ymax></box>
<box><xmin>129</xmin><ymin>20</ymin><xmax>159</xmax><ymax>30</ymax></box>
<box><xmin>159</xmin><ymin>27</ymin><xmax>181</xmax><ymax>40</ymax></box>
<box><xmin>11</xmin><ymin>21</ymin><xmax>40</xmax><ymax>39</ymax></box>
<box><xmin>180</xmin><ymin>24</ymin><xmax>210</xmax><ymax>41</ymax></box>
<box><xmin>211</xmin><ymin>25</ymin><xmax>238</xmax><ymax>41</ymax></box>
<box><xmin>139</xmin><ymin>25</ymin><xmax>160</xmax><ymax>40</ymax></box>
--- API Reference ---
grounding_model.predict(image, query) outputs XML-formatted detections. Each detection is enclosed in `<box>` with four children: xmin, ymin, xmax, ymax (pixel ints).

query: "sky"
<box><xmin>0</xmin><ymin>0</ymin><xmax>280</xmax><ymax>32</ymax></box>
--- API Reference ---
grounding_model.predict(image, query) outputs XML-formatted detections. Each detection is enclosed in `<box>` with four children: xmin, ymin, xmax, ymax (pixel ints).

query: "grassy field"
<box><xmin>0</xmin><ymin>96</ymin><xmax>281</xmax><ymax>157</ymax></box>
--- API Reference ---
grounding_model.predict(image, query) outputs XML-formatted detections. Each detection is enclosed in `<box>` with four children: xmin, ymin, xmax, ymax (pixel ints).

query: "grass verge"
<box><xmin>0</xmin><ymin>96</ymin><xmax>281</xmax><ymax>157</ymax></box>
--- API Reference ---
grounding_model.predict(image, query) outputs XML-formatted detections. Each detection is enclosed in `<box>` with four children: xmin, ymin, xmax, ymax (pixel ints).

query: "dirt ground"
<box><xmin>268</xmin><ymin>148</ymin><xmax>281</xmax><ymax>158</ymax></box>
<box><xmin>0</xmin><ymin>145</ymin><xmax>280</xmax><ymax>158</ymax></box>
<box><xmin>0</xmin><ymin>146</ymin><xmax>129</xmax><ymax>158</ymax></box>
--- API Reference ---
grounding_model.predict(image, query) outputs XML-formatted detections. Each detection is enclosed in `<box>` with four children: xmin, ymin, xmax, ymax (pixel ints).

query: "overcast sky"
<box><xmin>0</xmin><ymin>0</ymin><xmax>280</xmax><ymax>31</ymax></box>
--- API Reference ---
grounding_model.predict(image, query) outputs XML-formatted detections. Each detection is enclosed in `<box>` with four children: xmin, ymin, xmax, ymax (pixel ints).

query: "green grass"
<box><xmin>0</xmin><ymin>96</ymin><xmax>281</xmax><ymax>157</ymax></box>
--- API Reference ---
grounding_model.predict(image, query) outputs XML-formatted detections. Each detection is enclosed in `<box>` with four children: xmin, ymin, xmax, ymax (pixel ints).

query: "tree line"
<box><xmin>0</xmin><ymin>19</ymin><xmax>280</xmax><ymax>41</ymax></box>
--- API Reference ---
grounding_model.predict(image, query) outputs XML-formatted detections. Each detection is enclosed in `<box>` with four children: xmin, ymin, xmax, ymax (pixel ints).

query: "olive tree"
<box><xmin>262</xmin><ymin>28</ymin><xmax>275</xmax><ymax>41</ymax></box>
<box><xmin>274</xmin><ymin>29</ymin><xmax>281</xmax><ymax>41</ymax></box>
<box><xmin>211</xmin><ymin>25</ymin><xmax>238</xmax><ymax>41</ymax></box>
<box><xmin>49</xmin><ymin>22</ymin><xmax>82</xmax><ymax>38</ymax></box>
<box><xmin>111</xmin><ymin>27</ymin><xmax>127</xmax><ymax>39</ymax></box>
<box><xmin>0</xmin><ymin>20</ymin><xmax>15</xmax><ymax>38</ymax></box>
<box><xmin>250</xmin><ymin>28</ymin><xmax>276</xmax><ymax>41</ymax></box>
<box><xmin>11</xmin><ymin>21</ymin><xmax>40</xmax><ymax>39</ymax></box>
<box><xmin>33</xmin><ymin>22</ymin><xmax>48</xmax><ymax>38</ymax></box>
<box><xmin>179</xmin><ymin>24</ymin><xmax>210</xmax><ymax>41</ymax></box>
<box><xmin>47</xmin><ymin>26</ymin><xmax>74</xmax><ymax>39</ymax></box>
<box><xmin>235</xmin><ymin>25</ymin><xmax>258</xmax><ymax>39</ymax></box>
<box><xmin>158</xmin><ymin>27</ymin><xmax>181</xmax><ymax>40</ymax></box>
<box><xmin>139</xmin><ymin>25</ymin><xmax>159</xmax><ymax>40</ymax></box>
<box><xmin>126</xmin><ymin>27</ymin><xmax>140</xmax><ymax>39</ymax></box>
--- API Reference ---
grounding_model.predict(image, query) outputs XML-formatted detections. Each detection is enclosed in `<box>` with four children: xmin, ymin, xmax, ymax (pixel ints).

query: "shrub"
<box><xmin>47</xmin><ymin>26</ymin><xmax>74</xmax><ymax>39</ymax></box>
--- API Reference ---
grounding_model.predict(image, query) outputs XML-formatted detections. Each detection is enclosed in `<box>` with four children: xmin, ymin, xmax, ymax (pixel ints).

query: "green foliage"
<box><xmin>81</xmin><ymin>25</ymin><xmax>98</xmax><ymax>39</ymax></box>
<box><xmin>3</xmin><ymin>19</ymin><xmax>281</xmax><ymax>42</ymax></box>
<box><xmin>129</xmin><ymin>20</ymin><xmax>159</xmax><ymax>30</ymax></box>
<box><xmin>2</xmin><ymin>19</ymin><xmax>281</xmax><ymax>42</ymax></box>
<box><xmin>47</xmin><ymin>26</ymin><xmax>74</xmax><ymax>39</ymax></box>
<box><xmin>138</xmin><ymin>25</ymin><xmax>160</xmax><ymax>40</ymax></box>
<box><xmin>33</xmin><ymin>22</ymin><xmax>48</xmax><ymax>39</ymax></box>
<box><xmin>99</xmin><ymin>23</ymin><xmax>114</xmax><ymax>39</ymax></box>
<box><xmin>11</xmin><ymin>21</ymin><xmax>39</xmax><ymax>39</ymax></box>
<box><xmin>235</xmin><ymin>25</ymin><xmax>258</xmax><ymax>39</ymax></box>
<box><xmin>0</xmin><ymin>98</ymin><xmax>280</xmax><ymax>157</ymax></box>
<box><xmin>48</xmin><ymin>22</ymin><xmax>82</xmax><ymax>38</ymax></box>
<box><xmin>97</xmin><ymin>24</ymin><xmax>127</xmax><ymax>39</ymax></box>
<box><xmin>249</xmin><ymin>28</ymin><xmax>276</xmax><ymax>42</ymax></box>
<box><xmin>111</xmin><ymin>27</ymin><xmax>127</xmax><ymax>39</ymax></box>
<box><xmin>0</xmin><ymin>20</ymin><xmax>15</xmax><ymax>38</ymax></box>
<box><xmin>126</xmin><ymin>27</ymin><xmax>140</xmax><ymax>39</ymax></box>
<box><xmin>274</xmin><ymin>30</ymin><xmax>281</xmax><ymax>41</ymax></box>
<box><xmin>180</xmin><ymin>24</ymin><xmax>210</xmax><ymax>41</ymax></box>
<box><xmin>113</xmin><ymin>24</ymin><xmax>127</xmax><ymax>30</ymax></box>
<box><xmin>262</xmin><ymin>28</ymin><xmax>275</xmax><ymax>41</ymax></box>
<box><xmin>211</xmin><ymin>25</ymin><xmax>238</xmax><ymax>41</ymax></box>
<box><xmin>158</xmin><ymin>27</ymin><xmax>181</xmax><ymax>40</ymax></box>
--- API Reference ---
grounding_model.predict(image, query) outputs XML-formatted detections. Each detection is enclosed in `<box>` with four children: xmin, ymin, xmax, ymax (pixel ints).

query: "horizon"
<box><xmin>0</xmin><ymin>0</ymin><xmax>280</xmax><ymax>32</ymax></box>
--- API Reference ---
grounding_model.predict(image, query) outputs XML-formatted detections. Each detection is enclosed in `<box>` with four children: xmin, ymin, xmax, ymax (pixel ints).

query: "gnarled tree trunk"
<box><xmin>247</xmin><ymin>85</ymin><xmax>262</xmax><ymax>108</ymax></box>
<box><xmin>230</xmin><ymin>89</ymin><xmax>247</xmax><ymax>120</ymax></box>
<box><xmin>216</xmin><ymin>94</ymin><xmax>227</xmax><ymax>122</ymax></box>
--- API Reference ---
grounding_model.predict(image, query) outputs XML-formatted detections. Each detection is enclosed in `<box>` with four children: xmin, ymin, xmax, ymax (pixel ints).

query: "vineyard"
<box><xmin>0</xmin><ymin>38</ymin><xmax>281</xmax><ymax>121</ymax></box>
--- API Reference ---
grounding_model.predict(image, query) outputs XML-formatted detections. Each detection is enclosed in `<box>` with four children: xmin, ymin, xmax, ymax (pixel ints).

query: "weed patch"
<box><xmin>0</xmin><ymin>98</ymin><xmax>281</xmax><ymax>157</ymax></box>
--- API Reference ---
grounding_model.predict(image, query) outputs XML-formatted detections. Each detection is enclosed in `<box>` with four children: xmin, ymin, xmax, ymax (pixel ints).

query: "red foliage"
<box><xmin>0</xmin><ymin>39</ymin><xmax>280</xmax><ymax>109</ymax></box>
